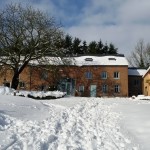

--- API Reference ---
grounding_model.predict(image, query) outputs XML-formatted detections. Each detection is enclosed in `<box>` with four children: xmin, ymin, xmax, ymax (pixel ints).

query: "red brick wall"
<box><xmin>0</xmin><ymin>65</ymin><xmax>128</xmax><ymax>97</ymax></box>
<box><xmin>67</xmin><ymin>66</ymin><xmax>128</xmax><ymax>97</ymax></box>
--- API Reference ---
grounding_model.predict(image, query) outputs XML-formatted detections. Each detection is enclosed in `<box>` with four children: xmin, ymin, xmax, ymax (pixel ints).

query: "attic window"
<box><xmin>85</xmin><ymin>58</ymin><xmax>93</xmax><ymax>61</ymax></box>
<box><xmin>108</xmin><ymin>58</ymin><xmax>116</xmax><ymax>61</ymax></box>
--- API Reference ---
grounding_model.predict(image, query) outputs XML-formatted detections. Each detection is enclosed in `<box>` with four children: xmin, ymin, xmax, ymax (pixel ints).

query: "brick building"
<box><xmin>0</xmin><ymin>54</ymin><xmax>129</xmax><ymax>97</ymax></box>
<box><xmin>128</xmin><ymin>68</ymin><xmax>146</xmax><ymax>97</ymax></box>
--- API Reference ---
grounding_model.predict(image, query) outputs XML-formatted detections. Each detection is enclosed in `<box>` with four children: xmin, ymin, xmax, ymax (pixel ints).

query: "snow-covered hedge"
<box><xmin>0</xmin><ymin>86</ymin><xmax>66</xmax><ymax>99</ymax></box>
<box><xmin>24</xmin><ymin>91</ymin><xmax>66</xmax><ymax>99</ymax></box>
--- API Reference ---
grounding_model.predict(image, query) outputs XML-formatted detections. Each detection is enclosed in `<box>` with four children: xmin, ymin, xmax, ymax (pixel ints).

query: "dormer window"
<box><xmin>85</xmin><ymin>58</ymin><xmax>93</xmax><ymax>61</ymax></box>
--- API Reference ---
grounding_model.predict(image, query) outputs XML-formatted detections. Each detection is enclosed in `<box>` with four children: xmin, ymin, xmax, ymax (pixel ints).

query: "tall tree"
<box><xmin>72</xmin><ymin>37</ymin><xmax>81</xmax><ymax>54</ymax></box>
<box><xmin>142</xmin><ymin>43</ymin><xmax>150</xmax><ymax>67</ymax></box>
<box><xmin>97</xmin><ymin>39</ymin><xmax>104</xmax><ymax>54</ymax></box>
<box><xmin>128</xmin><ymin>39</ymin><xmax>148</xmax><ymax>68</ymax></box>
<box><xmin>63</xmin><ymin>34</ymin><xmax>73</xmax><ymax>55</ymax></box>
<box><xmin>88</xmin><ymin>41</ymin><xmax>97</xmax><ymax>54</ymax></box>
<box><xmin>102</xmin><ymin>42</ymin><xmax>109</xmax><ymax>54</ymax></box>
<box><xmin>81</xmin><ymin>41</ymin><xmax>88</xmax><ymax>54</ymax></box>
<box><xmin>0</xmin><ymin>3</ymin><xmax>63</xmax><ymax>89</ymax></box>
<box><xmin>108</xmin><ymin>43</ymin><xmax>118</xmax><ymax>54</ymax></box>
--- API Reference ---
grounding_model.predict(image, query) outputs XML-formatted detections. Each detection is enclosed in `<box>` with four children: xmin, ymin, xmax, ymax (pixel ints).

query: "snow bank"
<box><xmin>132</xmin><ymin>95</ymin><xmax>150</xmax><ymax>100</ymax></box>
<box><xmin>0</xmin><ymin>86</ymin><xmax>66</xmax><ymax>99</ymax></box>
<box><xmin>0</xmin><ymin>86</ymin><xmax>15</xmax><ymax>95</ymax></box>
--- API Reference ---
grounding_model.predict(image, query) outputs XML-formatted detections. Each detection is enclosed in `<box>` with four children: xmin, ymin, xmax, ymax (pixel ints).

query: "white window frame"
<box><xmin>102</xmin><ymin>84</ymin><xmax>108</xmax><ymax>93</ymax></box>
<box><xmin>85</xmin><ymin>72</ymin><xmax>92</xmax><ymax>79</ymax></box>
<box><xmin>114</xmin><ymin>72</ymin><xmax>120</xmax><ymax>79</ymax></box>
<box><xmin>101</xmin><ymin>71</ymin><xmax>107</xmax><ymax>79</ymax></box>
<box><xmin>114</xmin><ymin>85</ymin><xmax>120</xmax><ymax>93</ymax></box>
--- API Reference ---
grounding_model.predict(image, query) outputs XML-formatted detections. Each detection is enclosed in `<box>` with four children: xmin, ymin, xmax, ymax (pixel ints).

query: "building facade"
<box><xmin>62</xmin><ymin>65</ymin><xmax>128</xmax><ymax>97</ymax></box>
<box><xmin>0</xmin><ymin>55</ymin><xmax>129</xmax><ymax>97</ymax></box>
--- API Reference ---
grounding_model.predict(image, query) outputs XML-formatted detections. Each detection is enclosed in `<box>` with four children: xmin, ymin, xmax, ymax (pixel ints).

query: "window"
<box><xmin>19</xmin><ymin>82</ymin><xmax>25</xmax><ymax>88</ymax></box>
<box><xmin>41</xmin><ymin>71</ymin><xmax>48</xmax><ymax>80</ymax></box>
<box><xmin>85</xmin><ymin>72</ymin><xmax>92</xmax><ymax>79</ymax></box>
<box><xmin>114</xmin><ymin>72</ymin><xmax>120</xmax><ymax>79</ymax></box>
<box><xmin>101</xmin><ymin>71</ymin><xmax>107</xmax><ymax>79</ymax></box>
<box><xmin>114</xmin><ymin>85</ymin><xmax>120</xmax><ymax>93</ymax></box>
<box><xmin>79</xmin><ymin>85</ymin><xmax>84</xmax><ymax>92</ymax></box>
<box><xmin>102</xmin><ymin>84</ymin><xmax>108</xmax><ymax>93</ymax></box>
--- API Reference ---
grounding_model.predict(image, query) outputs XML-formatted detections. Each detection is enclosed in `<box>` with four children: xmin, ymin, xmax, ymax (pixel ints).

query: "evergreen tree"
<box><xmin>62</xmin><ymin>35</ymin><xmax>118</xmax><ymax>56</ymax></box>
<box><xmin>88</xmin><ymin>41</ymin><xmax>97</xmax><ymax>54</ymax></box>
<box><xmin>102</xmin><ymin>42</ymin><xmax>109</xmax><ymax>54</ymax></box>
<box><xmin>64</xmin><ymin>34</ymin><xmax>73</xmax><ymax>55</ymax></box>
<box><xmin>97</xmin><ymin>39</ymin><xmax>104</xmax><ymax>54</ymax></box>
<box><xmin>81</xmin><ymin>41</ymin><xmax>88</xmax><ymax>54</ymax></box>
<box><xmin>72</xmin><ymin>37</ymin><xmax>81</xmax><ymax>54</ymax></box>
<box><xmin>108</xmin><ymin>43</ymin><xmax>118</xmax><ymax>54</ymax></box>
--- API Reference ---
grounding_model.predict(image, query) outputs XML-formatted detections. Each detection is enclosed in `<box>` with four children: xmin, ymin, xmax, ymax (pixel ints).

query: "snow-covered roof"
<box><xmin>128</xmin><ymin>68</ymin><xmax>147</xmax><ymax>76</ymax></box>
<box><xmin>142</xmin><ymin>66</ymin><xmax>150</xmax><ymax>78</ymax></box>
<box><xmin>30</xmin><ymin>55</ymin><xmax>128</xmax><ymax>66</ymax></box>
<box><xmin>1</xmin><ymin>55</ymin><xmax>129</xmax><ymax>66</ymax></box>
<box><xmin>73</xmin><ymin>55</ymin><xmax>129</xmax><ymax>66</ymax></box>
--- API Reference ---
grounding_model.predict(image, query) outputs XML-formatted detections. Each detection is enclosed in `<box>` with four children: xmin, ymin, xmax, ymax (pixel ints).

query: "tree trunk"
<box><xmin>11</xmin><ymin>61</ymin><xmax>29</xmax><ymax>90</ymax></box>
<box><xmin>11</xmin><ymin>70</ymin><xmax>19</xmax><ymax>90</ymax></box>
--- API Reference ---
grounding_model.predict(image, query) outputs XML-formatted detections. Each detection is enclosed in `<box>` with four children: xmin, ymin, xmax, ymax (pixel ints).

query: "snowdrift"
<box><xmin>0</xmin><ymin>86</ymin><xmax>66</xmax><ymax>99</ymax></box>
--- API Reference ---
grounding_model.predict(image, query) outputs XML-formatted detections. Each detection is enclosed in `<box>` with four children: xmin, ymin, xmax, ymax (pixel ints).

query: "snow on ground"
<box><xmin>0</xmin><ymin>90</ymin><xmax>150</xmax><ymax>149</ymax></box>
<box><xmin>103</xmin><ymin>98</ymin><xmax>150</xmax><ymax>150</ymax></box>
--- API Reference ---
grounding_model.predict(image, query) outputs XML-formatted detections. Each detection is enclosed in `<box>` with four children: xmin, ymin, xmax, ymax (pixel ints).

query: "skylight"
<box><xmin>108</xmin><ymin>58</ymin><xmax>116</xmax><ymax>61</ymax></box>
<box><xmin>85</xmin><ymin>58</ymin><xmax>93</xmax><ymax>61</ymax></box>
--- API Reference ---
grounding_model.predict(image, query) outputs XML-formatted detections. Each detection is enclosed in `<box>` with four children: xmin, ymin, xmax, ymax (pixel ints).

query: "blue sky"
<box><xmin>1</xmin><ymin>0</ymin><xmax>150</xmax><ymax>56</ymax></box>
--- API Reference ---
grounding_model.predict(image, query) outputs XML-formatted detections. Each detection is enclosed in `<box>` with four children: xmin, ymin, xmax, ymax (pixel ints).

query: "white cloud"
<box><xmin>1</xmin><ymin>0</ymin><xmax>150</xmax><ymax>57</ymax></box>
<box><xmin>64</xmin><ymin>0</ymin><xmax>150</xmax><ymax>57</ymax></box>
<box><xmin>119</xmin><ymin>0</ymin><xmax>150</xmax><ymax>24</ymax></box>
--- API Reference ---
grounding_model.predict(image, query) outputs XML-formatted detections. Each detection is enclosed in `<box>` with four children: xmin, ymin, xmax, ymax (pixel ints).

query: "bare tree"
<box><xmin>143</xmin><ymin>43</ymin><xmax>150</xmax><ymax>67</ymax></box>
<box><xmin>128</xmin><ymin>39</ymin><xmax>150</xmax><ymax>68</ymax></box>
<box><xmin>0</xmin><ymin>3</ymin><xmax>64</xmax><ymax>89</ymax></box>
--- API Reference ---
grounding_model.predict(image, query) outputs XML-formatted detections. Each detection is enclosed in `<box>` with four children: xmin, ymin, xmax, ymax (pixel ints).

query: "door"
<box><xmin>90</xmin><ymin>85</ymin><xmax>97</xmax><ymax>97</ymax></box>
<box><xmin>66</xmin><ymin>82</ymin><xmax>71</xmax><ymax>95</ymax></box>
<box><xmin>58</xmin><ymin>78</ymin><xmax>76</xmax><ymax>96</ymax></box>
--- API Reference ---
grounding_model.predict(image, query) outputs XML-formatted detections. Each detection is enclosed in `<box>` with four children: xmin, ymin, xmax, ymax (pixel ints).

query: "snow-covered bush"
<box><xmin>0</xmin><ymin>86</ymin><xmax>66</xmax><ymax>99</ymax></box>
